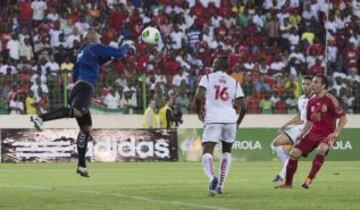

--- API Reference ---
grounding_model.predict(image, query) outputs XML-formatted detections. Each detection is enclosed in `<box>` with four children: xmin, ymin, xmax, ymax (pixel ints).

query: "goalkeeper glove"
<box><xmin>122</xmin><ymin>40</ymin><xmax>136</xmax><ymax>53</ymax></box>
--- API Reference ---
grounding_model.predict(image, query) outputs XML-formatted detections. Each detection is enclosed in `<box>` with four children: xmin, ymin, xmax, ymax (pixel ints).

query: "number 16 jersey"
<box><xmin>199</xmin><ymin>71</ymin><xmax>244</xmax><ymax>124</ymax></box>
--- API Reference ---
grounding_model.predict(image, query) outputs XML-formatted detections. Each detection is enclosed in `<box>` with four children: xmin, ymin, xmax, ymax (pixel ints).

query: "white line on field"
<box><xmin>0</xmin><ymin>184</ymin><xmax>231</xmax><ymax>210</ymax></box>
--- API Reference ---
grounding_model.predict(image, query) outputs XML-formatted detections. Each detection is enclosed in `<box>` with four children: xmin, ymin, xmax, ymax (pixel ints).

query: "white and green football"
<box><xmin>141</xmin><ymin>26</ymin><xmax>161</xmax><ymax>45</ymax></box>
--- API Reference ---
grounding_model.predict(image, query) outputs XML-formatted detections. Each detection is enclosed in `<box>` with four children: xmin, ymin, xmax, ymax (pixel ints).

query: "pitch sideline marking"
<box><xmin>0</xmin><ymin>184</ymin><xmax>231</xmax><ymax>210</ymax></box>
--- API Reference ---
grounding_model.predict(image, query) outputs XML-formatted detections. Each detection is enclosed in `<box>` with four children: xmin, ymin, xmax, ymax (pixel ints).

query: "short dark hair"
<box><xmin>316</xmin><ymin>74</ymin><xmax>329</xmax><ymax>89</ymax></box>
<box><xmin>214</xmin><ymin>56</ymin><xmax>230</xmax><ymax>71</ymax></box>
<box><xmin>302</xmin><ymin>75</ymin><xmax>312</xmax><ymax>81</ymax></box>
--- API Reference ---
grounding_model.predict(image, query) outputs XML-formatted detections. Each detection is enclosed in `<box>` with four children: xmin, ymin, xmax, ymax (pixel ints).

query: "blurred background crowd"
<box><xmin>0</xmin><ymin>0</ymin><xmax>359</xmax><ymax>115</ymax></box>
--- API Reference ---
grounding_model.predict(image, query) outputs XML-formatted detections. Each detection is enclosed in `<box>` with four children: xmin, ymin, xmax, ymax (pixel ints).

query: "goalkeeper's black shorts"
<box><xmin>69</xmin><ymin>80</ymin><xmax>94</xmax><ymax>128</ymax></box>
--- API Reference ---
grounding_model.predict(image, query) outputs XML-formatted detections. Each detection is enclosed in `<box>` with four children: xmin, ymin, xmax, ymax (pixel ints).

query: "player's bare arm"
<box><xmin>194</xmin><ymin>86</ymin><xmax>206</xmax><ymax>122</ymax></box>
<box><xmin>328</xmin><ymin>114</ymin><xmax>348</xmax><ymax>143</ymax></box>
<box><xmin>234</xmin><ymin>97</ymin><xmax>247</xmax><ymax>127</ymax></box>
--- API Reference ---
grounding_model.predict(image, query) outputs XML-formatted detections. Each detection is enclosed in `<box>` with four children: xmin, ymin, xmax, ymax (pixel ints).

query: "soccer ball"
<box><xmin>141</xmin><ymin>27</ymin><xmax>161</xmax><ymax>45</ymax></box>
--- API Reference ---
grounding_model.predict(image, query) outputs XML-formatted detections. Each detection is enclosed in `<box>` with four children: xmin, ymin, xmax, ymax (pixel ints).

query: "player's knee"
<box><xmin>72</xmin><ymin>107</ymin><xmax>89</xmax><ymax>118</ymax></box>
<box><xmin>81</xmin><ymin>125</ymin><xmax>92</xmax><ymax>134</ymax></box>
<box><xmin>202</xmin><ymin>142</ymin><xmax>216</xmax><ymax>155</ymax></box>
<box><xmin>316</xmin><ymin>144</ymin><xmax>329</xmax><ymax>155</ymax></box>
<box><xmin>72</xmin><ymin>108</ymin><xmax>83</xmax><ymax>118</ymax></box>
<box><xmin>272</xmin><ymin>140</ymin><xmax>280</xmax><ymax>147</ymax></box>
<box><xmin>272</xmin><ymin>134</ymin><xmax>289</xmax><ymax>147</ymax></box>
<box><xmin>221</xmin><ymin>142</ymin><xmax>233</xmax><ymax>153</ymax></box>
<box><xmin>290</xmin><ymin>148</ymin><xmax>302</xmax><ymax>159</ymax></box>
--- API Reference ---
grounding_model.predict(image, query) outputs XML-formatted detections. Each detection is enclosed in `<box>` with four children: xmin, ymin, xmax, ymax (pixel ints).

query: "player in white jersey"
<box><xmin>271</xmin><ymin>75</ymin><xmax>313</xmax><ymax>184</ymax></box>
<box><xmin>195</xmin><ymin>56</ymin><xmax>246</xmax><ymax>196</ymax></box>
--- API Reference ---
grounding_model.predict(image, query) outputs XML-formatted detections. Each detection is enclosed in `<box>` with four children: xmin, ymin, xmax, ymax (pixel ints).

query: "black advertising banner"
<box><xmin>1</xmin><ymin>129</ymin><xmax>178</xmax><ymax>163</ymax></box>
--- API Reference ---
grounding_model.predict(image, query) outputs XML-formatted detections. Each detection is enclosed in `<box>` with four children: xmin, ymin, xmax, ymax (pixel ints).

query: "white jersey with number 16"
<box><xmin>199</xmin><ymin>71</ymin><xmax>244</xmax><ymax>124</ymax></box>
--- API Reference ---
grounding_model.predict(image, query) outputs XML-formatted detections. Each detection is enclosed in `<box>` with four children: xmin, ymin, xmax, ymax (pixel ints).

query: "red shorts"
<box><xmin>295</xmin><ymin>133</ymin><xmax>334</xmax><ymax>156</ymax></box>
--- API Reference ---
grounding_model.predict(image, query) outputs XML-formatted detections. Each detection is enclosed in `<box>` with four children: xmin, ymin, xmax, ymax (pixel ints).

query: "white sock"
<box><xmin>218</xmin><ymin>152</ymin><xmax>232</xmax><ymax>189</ymax></box>
<box><xmin>202</xmin><ymin>153</ymin><xmax>215</xmax><ymax>183</ymax></box>
<box><xmin>273</xmin><ymin>146</ymin><xmax>288</xmax><ymax>164</ymax></box>
<box><xmin>278</xmin><ymin>158</ymin><xmax>289</xmax><ymax>179</ymax></box>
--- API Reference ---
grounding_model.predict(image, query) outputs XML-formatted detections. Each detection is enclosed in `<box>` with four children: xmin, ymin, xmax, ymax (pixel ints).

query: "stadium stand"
<box><xmin>0</xmin><ymin>0</ymin><xmax>359</xmax><ymax>115</ymax></box>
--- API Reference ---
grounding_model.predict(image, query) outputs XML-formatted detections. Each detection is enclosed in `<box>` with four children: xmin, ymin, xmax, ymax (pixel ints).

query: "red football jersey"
<box><xmin>307</xmin><ymin>93</ymin><xmax>345</xmax><ymax>137</ymax></box>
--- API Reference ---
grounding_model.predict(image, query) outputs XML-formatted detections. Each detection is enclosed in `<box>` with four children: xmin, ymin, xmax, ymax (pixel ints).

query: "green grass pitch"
<box><xmin>0</xmin><ymin>161</ymin><xmax>359</xmax><ymax>210</ymax></box>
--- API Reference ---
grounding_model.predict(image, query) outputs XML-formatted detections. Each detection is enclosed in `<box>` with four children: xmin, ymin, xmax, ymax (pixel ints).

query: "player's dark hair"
<box><xmin>302</xmin><ymin>75</ymin><xmax>312</xmax><ymax>81</ymax></box>
<box><xmin>316</xmin><ymin>74</ymin><xmax>329</xmax><ymax>89</ymax></box>
<box><xmin>214</xmin><ymin>56</ymin><xmax>230</xmax><ymax>71</ymax></box>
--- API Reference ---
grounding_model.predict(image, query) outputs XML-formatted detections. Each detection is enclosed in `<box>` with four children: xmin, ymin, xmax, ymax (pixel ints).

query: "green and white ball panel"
<box><xmin>141</xmin><ymin>27</ymin><xmax>160</xmax><ymax>45</ymax></box>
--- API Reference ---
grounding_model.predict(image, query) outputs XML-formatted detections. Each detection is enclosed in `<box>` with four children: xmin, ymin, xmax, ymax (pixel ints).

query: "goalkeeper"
<box><xmin>31</xmin><ymin>30</ymin><xmax>136</xmax><ymax>177</ymax></box>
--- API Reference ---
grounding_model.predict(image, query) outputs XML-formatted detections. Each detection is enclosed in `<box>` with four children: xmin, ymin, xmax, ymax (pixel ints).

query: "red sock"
<box><xmin>285</xmin><ymin>159</ymin><xmax>298</xmax><ymax>186</ymax></box>
<box><xmin>308</xmin><ymin>154</ymin><xmax>325</xmax><ymax>180</ymax></box>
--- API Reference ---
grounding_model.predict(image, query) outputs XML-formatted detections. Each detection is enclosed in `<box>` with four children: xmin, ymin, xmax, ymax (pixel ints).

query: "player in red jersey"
<box><xmin>276</xmin><ymin>75</ymin><xmax>348</xmax><ymax>189</ymax></box>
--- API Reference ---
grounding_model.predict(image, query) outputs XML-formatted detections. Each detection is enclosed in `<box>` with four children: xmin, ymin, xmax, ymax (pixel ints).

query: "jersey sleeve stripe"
<box><xmin>327</xmin><ymin>93</ymin><xmax>340</xmax><ymax>107</ymax></box>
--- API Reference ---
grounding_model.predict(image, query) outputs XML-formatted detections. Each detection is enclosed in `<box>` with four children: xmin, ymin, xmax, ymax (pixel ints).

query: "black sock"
<box><xmin>77</xmin><ymin>131</ymin><xmax>89</xmax><ymax>167</ymax></box>
<box><xmin>39</xmin><ymin>107</ymin><xmax>72</xmax><ymax>122</ymax></box>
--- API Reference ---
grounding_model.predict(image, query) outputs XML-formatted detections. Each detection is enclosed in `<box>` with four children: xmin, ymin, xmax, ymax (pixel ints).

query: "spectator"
<box><xmin>34</xmin><ymin>36</ymin><xmax>51</xmax><ymax>57</ymax></box>
<box><xmin>31</xmin><ymin>0</ymin><xmax>47</xmax><ymax>21</ymax></box>
<box><xmin>308</xmin><ymin>58</ymin><xmax>324</xmax><ymax>75</ymax></box>
<box><xmin>46</xmin><ymin>7</ymin><xmax>60</xmax><ymax>22</ymax></box>
<box><xmin>176</xmin><ymin>91</ymin><xmax>190</xmax><ymax>114</ymax></box>
<box><xmin>60</xmin><ymin>56</ymin><xmax>74</xmax><ymax>73</ymax></box>
<box><xmin>332</xmin><ymin>77</ymin><xmax>345</xmax><ymax>97</ymax></box>
<box><xmin>143</xmin><ymin>99</ymin><xmax>158</xmax><ymax>128</ymax></box>
<box><xmin>270</xmin><ymin>90</ymin><xmax>280</xmax><ymax>105</ymax></box>
<box><xmin>65</xmin><ymin>27</ymin><xmax>81</xmax><ymax>49</ymax></box>
<box><xmin>7</xmin><ymin>34</ymin><xmax>21</xmax><ymax>61</ymax></box>
<box><xmin>103</xmin><ymin>87</ymin><xmax>121</xmax><ymax>109</ymax></box>
<box><xmin>74</xmin><ymin>15</ymin><xmax>90</xmax><ymax>35</ymax></box>
<box><xmin>302</xmin><ymin>3</ymin><xmax>317</xmax><ymax>21</ymax></box>
<box><xmin>38</xmin><ymin>91</ymin><xmax>49</xmax><ymax>114</ymax></box>
<box><xmin>286</xmin><ymin>90</ymin><xmax>297</xmax><ymax>113</ymax></box>
<box><xmin>267</xmin><ymin>15</ymin><xmax>280</xmax><ymax>46</ymax></box>
<box><xmin>285</xmin><ymin>75</ymin><xmax>301</xmax><ymax>98</ymax></box>
<box><xmin>274</xmin><ymin>95</ymin><xmax>287</xmax><ymax>114</ymax></box>
<box><xmin>159</xmin><ymin>95</ymin><xmax>176</xmax><ymax>128</ymax></box>
<box><xmin>30</xmin><ymin>77</ymin><xmax>49</xmax><ymax>101</ymax></box>
<box><xmin>301</xmin><ymin>26</ymin><xmax>315</xmax><ymax>44</ymax></box>
<box><xmin>122</xmin><ymin>87</ymin><xmax>137</xmax><ymax>114</ymax></box>
<box><xmin>287</xmin><ymin>27</ymin><xmax>300</xmax><ymax>48</ymax></box>
<box><xmin>0</xmin><ymin>61</ymin><xmax>17</xmax><ymax>75</ymax></box>
<box><xmin>252</xmin><ymin>8</ymin><xmax>266</xmax><ymax>29</ymax></box>
<box><xmin>269</xmin><ymin>54</ymin><xmax>286</xmax><ymax>76</ymax></box>
<box><xmin>25</xmin><ymin>91</ymin><xmax>38</xmax><ymax>115</ymax></box>
<box><xmin>172</xmin><ymin>68</ymin><xmax>189</xmax><ymax>87</ymax></box>
<box><xmin>341</xmin><ymin>88</ymin><xmax>355</xmax><ymax>114</ymax></box>
<box><xmin>170</xmin><ymin>25</ymin><xmax>186</xmax><ymax>50</ymax></box>
<box><xmin>186</xmin><ymin>23</ymin><xmax>202</xmax><ymax>48</ymax></box>
<box><xmin>49</xmin><ymin>22</ymin><xmax>62</xmax><ymax>47</ymax></box>
<box><xmin>260</xmin><ymin>93</ymin><xmax>272</xmax><ymax>114</ymax></box>
<box><xmin>255</xmin><ymin>76</ymin><xmax>270</xmax><ymax>93</ymax></box>
<box><xmin>45</xmin><ymin>55</ymin><xmax>60</xmax><ymax>76</ymax></box>
<box><xmin>20</xmin><ymin>0</ymin><xmax>32</xmax><ymax>23</ymax></box>
<box><xmin>19</xmin><ymin>38</ymin><xmax>33</xmax><ymax>61</ymax></box>
<box><xmin>9</xmin><ymin>94</ymin><xmax>24</xmax><ymax>115</ymax></box>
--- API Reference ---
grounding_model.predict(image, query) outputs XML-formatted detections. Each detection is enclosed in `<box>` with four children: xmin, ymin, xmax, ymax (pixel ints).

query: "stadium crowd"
<box><xmin>0</xmin><ymin>0</ymin><xmax>359</xmax><ymax>115</ymax></box>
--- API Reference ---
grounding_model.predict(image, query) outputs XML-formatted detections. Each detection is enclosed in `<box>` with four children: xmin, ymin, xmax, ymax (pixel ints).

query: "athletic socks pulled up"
<box><xmin>279</xmin><ymin>158</ymin><xmax>289</xmax><ymax>179</ymax></box>
<box><xmin>308</xmin><ymin>154</ymin><xmax>325</xmax><ymax>180</ymax></box>
<box><xmin>202</xmin><ymin>153</ymin><xmax>215</xmax><ymax>183</ymax></box>
<box><xmin>77</xmin><ymin>131</ymin><xmax>90</xmax><ymax>168</ymax></box>
<box><xmin>273</xmin><ymin>146</ymin><xmax>288</xmax><ymax>164</ymax></box>
<box><xmin>285</xmin><ymin>158</ymin><xmax>298</xmax><ymax>186</ymax></box>
<box><xmin>218</xmin><ymin>152</ymin><xmax>232</xmax><ymax>190</ymax></box>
